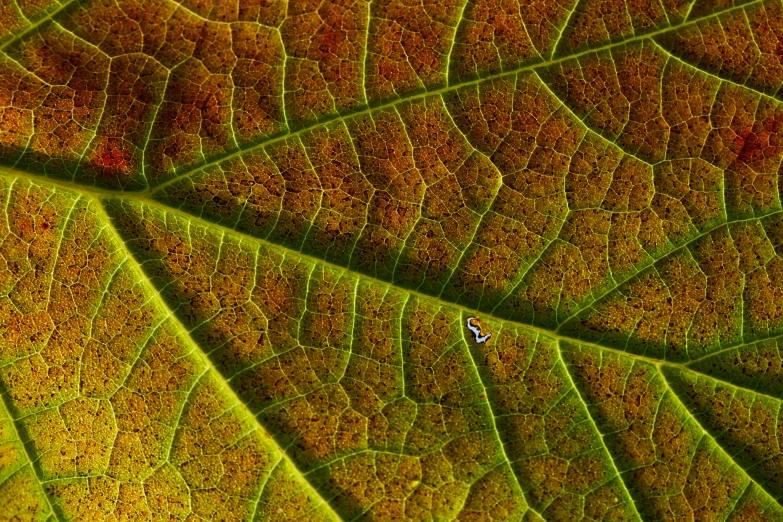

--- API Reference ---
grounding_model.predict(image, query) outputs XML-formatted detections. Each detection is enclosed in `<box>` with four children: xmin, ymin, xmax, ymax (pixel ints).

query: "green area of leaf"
<box><xmin>2</xmin><ymin>0</ymin><xmax>783</xmax><ymax>520</ymax></box>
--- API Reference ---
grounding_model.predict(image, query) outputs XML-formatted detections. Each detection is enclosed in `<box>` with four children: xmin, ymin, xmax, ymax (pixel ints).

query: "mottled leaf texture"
<box><xmin>3</xmin><ymin>0</ymin><xmax>783</xmax><ymax>521</ymax></box>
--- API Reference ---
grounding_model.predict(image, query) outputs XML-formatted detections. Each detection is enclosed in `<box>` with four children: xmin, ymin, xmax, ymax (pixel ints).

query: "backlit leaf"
<box><xmin>1</xmin><ymin>0</ymin><xmax>783</xmax><ymax>520</ymax></box>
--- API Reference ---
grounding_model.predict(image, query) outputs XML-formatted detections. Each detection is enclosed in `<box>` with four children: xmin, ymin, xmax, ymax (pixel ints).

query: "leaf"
<box><xmin>1</xmin><ymin>0</ymin><xmax>783</xmax><ymax>520</ymax></box>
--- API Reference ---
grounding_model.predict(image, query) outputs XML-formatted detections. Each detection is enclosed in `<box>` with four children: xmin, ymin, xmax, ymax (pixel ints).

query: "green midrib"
<box><xmin>2</xmin><ymin>162</ymin><xmax>781</xmax><ymax>379</ymax></box>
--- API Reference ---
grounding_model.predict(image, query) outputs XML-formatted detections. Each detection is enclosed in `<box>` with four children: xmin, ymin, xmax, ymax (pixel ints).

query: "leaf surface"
<box><xmin>1</xmin><ymin>0</ymin><xmax>783</xmax><ymax>520</ymax></box>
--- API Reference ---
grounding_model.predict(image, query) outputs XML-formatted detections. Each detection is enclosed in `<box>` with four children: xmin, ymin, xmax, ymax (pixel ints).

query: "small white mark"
<box><xmin>466</xmin><ymin>317</ymin><xmax>491</xmax><ymax>343</ymax></box>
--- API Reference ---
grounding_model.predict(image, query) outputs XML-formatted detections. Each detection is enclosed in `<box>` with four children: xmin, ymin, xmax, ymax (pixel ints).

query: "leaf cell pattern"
<box><xmin>1</xmin><ymin>0</ymin><xmax>783</xmax><ymax>520</ymax></box>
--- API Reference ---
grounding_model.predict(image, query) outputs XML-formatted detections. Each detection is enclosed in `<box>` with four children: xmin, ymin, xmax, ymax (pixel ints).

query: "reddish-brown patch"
<box><xmin>734</xmin><ymin>116</ymin><xmax>783</xmax><ymax>165</ymax></box>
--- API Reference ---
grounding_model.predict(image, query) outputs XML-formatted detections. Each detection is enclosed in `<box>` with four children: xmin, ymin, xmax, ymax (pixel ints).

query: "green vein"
<box><xmin>533</xmin><ymin>55</ymin><xmax>657</xmax><ymax>169</ymax></box>
<box><xmin>0</xmin><ymin>464</ymin><xmax>28</xmax><ymax>492</ymax></box>
<box><xmin>659</xmin><ymin>364</ymin><xmax>783</xmax><ymax>508</ymax></box>
<box><xmin>555</xmin><ymin>339</ymin><xmax>643</xmax><ymax>521</ymax></box>
<box><xmin>555</xmin><ymin>209</ymin><xmax>783</xmax><ymax>332</ymax></box>
<box><xmin>94</xmin><ymin>198</ymin><xmax>345</xmax><ymax>522</ymax></box>
<box><xmin>0</xmin><ymin>386</ymin><xmax>61</xmax><ymax>521</ymax></box>
<box><xmin>550</xmin><ymin>0</ymin><xmax>582</xmax><ymax>58</ymax></box>
<box><xmin>0</xmin><ymin>0</ymin><xmax>78</xmax><ymax>52</ymax></box>
<box><xmin>688</xmin><ymin>330</ymin><xmax>783</xmax><ymax>364</ymax></box>
<box><xmin>444</xmin><ymin>0</ymin><xmax>470</xmax><ymax>84</ymax></box>
<box><xmin>162</xmin><ymin>366</ymin><xmax>210</xmax><ymax>462</ymax></box>
<box><xmin>458</xmin><ymin>312</ymin><xmax>545</xmax><ymax>519</ymax></box>
<box><xmin>652</xmin><ymin>38</ymin><xmax>783</xmax><ymax>103</ymax></box>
